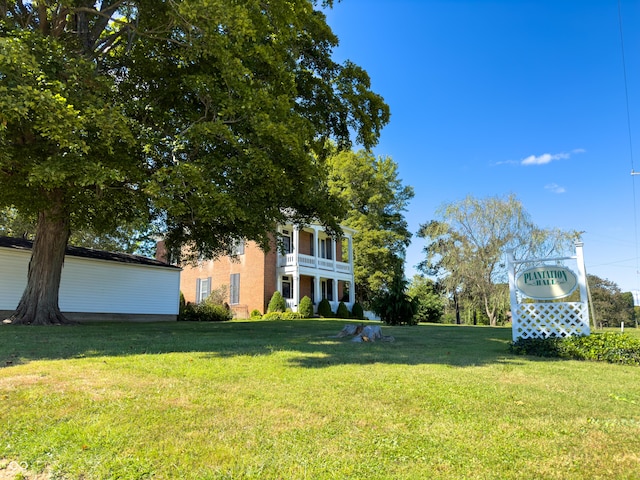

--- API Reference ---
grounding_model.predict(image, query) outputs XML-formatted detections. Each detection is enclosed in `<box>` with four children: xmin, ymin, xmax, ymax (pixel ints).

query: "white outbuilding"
<box><xmin>0</xmin><ymin>236</ymin><xmax>181</xmax><ymax>322</ymax></box>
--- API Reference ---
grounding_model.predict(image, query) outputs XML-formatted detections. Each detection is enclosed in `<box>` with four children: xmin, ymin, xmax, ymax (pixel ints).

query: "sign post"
<box><xmin>507</xmin><ymin>243</ymin><xmax>590</xmax><ymax>342</ymax></box>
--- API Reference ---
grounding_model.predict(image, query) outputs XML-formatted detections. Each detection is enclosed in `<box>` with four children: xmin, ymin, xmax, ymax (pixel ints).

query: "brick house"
<box><xmin>167</xmin><ymin>223</ymin><xmax>356</xmax><ymax>318</ymax></box>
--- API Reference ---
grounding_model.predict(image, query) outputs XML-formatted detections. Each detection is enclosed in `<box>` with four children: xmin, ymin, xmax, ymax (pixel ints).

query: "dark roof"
<box><xmin>0</xmin><ymin>236</ymin><xmax>179</xmax><ymax>269</ymax></box>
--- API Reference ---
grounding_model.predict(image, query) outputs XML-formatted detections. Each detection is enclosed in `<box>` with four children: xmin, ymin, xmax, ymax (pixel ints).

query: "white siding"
<box><xmin>0</xmin><ymin>248</ymin><xmax>180</xmax><ymax>315</ymax></box>
<box><xmin>0</xmin><ymin>248</ymin><xmax>29</xmax><ymax>310</ymax></box>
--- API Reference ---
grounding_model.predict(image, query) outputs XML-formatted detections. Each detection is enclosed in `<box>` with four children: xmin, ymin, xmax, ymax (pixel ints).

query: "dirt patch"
<box><xmin>0</xmin><ymin>460</ymin><xmax>51</xmax><ymax>480</ymax></box>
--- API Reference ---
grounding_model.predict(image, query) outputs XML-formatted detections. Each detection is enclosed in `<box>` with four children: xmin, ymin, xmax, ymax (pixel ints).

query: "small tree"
<box><xmin>407</xmin><ymin>275</ymin><xmax>444</xmax><ymax>323</ymax></box>
<box><xmin>372</xmin><ymin>273</ymin><xmax>418</xmax><ymax>325</ymax></box>
<box><xmin>298</xmin><ymin>296</ymin><xmax>314</xmax><ymax>318</ymax></box>
<box><xmin>317</xmin><ymin>298</ymin><xmax>333</xmax><ymax>318</ymax></box>
<box><xmin>267</xmin><ymin>291</ymin><xmax>287</xmax><ymax>313</ymax></box>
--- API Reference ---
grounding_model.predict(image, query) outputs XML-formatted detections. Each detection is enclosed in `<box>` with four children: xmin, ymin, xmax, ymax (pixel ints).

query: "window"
<box><xmin>196</xmin><ymin>277</ymin><xmax>211</xmax><ymax>303</ymax></box>
<box><xmin>230</xmin><ymin>273</ymin><xmax>240</xmax><ymax>305</ymax></box>
<box><xmin>281</xmin><ymin>230</ymin><xmax>292</xmax><ymax>254</ymax></box>
<box><xmin>321</xmin><ymin>279</ymin><xmax>334</xmax><ymax>301</ymax></box>
<box><xmin>230</xmin><ymin>239</ymin><xmax>245</xmax><ymax>256</ymax></box>
<box><xmin>319</xmin><ymin>238</ymin><xmax>333</xmax><ymax>260</ymax></box>
<box><xmin>282</xmin><ymin>276</ymin><xmax>292</xmax><ymax>299</ymax></box>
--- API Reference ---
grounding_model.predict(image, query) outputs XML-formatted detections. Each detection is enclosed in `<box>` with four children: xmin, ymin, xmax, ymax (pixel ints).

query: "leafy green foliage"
<box><xmin>327</xmin><ymin>150</ymin><xmax>413</xmax><ymax>306</ymax></box>
<box><xmin>261</xmin><ymin>311</ymin><xmax>304</xmax><ymax>320</ymax></box>
<box><xmin>267</xmin><ymin>291</ymin><xmax>287</xmax><ymax>313</ymax></box>
<box><xmin>588</xmin><ymin>275</ymin><xmax>635</xmax><ymax>328</ymax></box>
<box><xmin>250</xmin><ymin>309</ymin><xmax>263</xmax><ymax>319</ymax></box>
<box><xmin>298</xmin><ymin>296</ymin><xmax>314</xmax><ymax>318</ymax></box>
<box><xmin>510</xmin><ymin>333</ymin><xmax>640</xmax><ymax>365</ymax></box>
<box><xmin>372</xmin><ymin>274</ymin><xmax>418</xmax><ymax>326</ymax></box>
<box><xmin>336</xmin><ymin>301</ymin><xmax>350</xmax><ymax>319</ymax></box>
<box><xmin>418</xmin><ymin>194</ymin><xmax>578</xmax><ymax>325</ymax></box>
<box><xmin>317</xmin><ymin>298</ymin><xmax>333</xmax><ymax>318</ymax></box>
<box><xmin>179</xmin><ymin>288</ymin><xmax>232</xmax><ymax>322</ymax></box>
<box><xmin>178</xmin><ymin>303</ymin><xmax>232</xmax><ymax>322</ymax></box>
<box><xmin>407</xmin><ymin>275</ymin><xmax>445</xmax><ymax>323</ymax></box>
<box><xmin>0</xmin><ymin>1</ymin><xmax>389</xmax><ymax>324</ymax></box>
<box><xmin>351</xmin><ymin>302</ymin><xmax>365</xmax><ymax>320</ymax></box>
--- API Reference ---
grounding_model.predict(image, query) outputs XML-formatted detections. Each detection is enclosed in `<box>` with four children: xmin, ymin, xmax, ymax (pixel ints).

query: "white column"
<box><xmin>293</xmin><ymin>274</ymin><xmax>300</xmax><ymax>311</ymax></box>
<box><xmin>314</xmin><ymin>275</ymin><xmax>321</xmax><ymax>306</ymax></box>
<box><xmin>293</xmin><ymin>225</ymin><xmax>300</xmax><ymax>266</ymax></box>
<box><xmin>332</xmin><ymin>278</ymin><xmax>338</xmax><ymax>304</ymax></box>
<box><xmin>331</xmin><ymin>237</ymin><xmax>337</xmax><ymax>270</ymax></box>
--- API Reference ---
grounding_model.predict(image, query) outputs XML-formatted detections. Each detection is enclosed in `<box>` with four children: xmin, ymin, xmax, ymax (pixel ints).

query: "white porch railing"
<box><xmin>278</xmin><ymin>254</ymin><xmax>351</xmax><ymax>274</ymax></box>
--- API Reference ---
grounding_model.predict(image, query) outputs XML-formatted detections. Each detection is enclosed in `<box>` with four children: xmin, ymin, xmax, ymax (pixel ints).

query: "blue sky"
<box><xmin>324</xmin><ymin>0</ymin><xmax>640</xmax><ymax>294</ymax></box>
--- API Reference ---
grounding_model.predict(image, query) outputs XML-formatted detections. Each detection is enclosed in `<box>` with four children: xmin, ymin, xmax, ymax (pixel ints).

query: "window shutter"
<box><xmin>230</xmin><ymin>273</ymin><xmax>240</xmax><ymax>304</ymax></box>
<box><xmin>196</xmin><ymin>279</ymin><xmax>201</xmax><ymax>303</ymax></box>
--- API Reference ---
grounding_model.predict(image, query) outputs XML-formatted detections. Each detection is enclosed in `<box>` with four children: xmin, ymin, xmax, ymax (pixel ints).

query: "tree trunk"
<box><xmin>6</xmin><ymin>198</ymin><xmax>72</xmax><ymax>325</ymax></box>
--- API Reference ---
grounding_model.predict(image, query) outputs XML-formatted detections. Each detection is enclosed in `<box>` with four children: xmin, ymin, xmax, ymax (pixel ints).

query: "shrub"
<box><xmin>510</xmin><ymin>333</ymin><xmax>640</xmax><ymax>366</ymax></box>
<box><xmin>261</xmin><ymin>311</ymin><xmax>304</xmax><ymax>320</ymax></box>
<box><xmin>198</xmin><ymin>302</ymin><xmax>233</xmax><ymax>322</ymax></box>
<box><xmin>267</xmin><ymin>291</ymin><xmax>286</xmax><ymax>313</ymax></box>
<box><xmin>336</xmin><ymin>301</ymin><xmax>350</xmax><ymax>319</ymax></box>
<box><xmin>317</xmin><ymin>298</ymin><xmax>333</xmax><ymax>318</ymax></box>
<box><xmin>178</xmin><ymin>302</ymin><xmax>232</xmax><ymax>322</ymax></box>
<box><xmin>298</xmin><ymin>296</ymin><xmax>314</xmax><ymax>318</ymax></box>
<box><xmin>179</xmin><ymin>292</ymin><xmax>186</xmax><ymax>315</ymax></box>
<box><xmin>351</xmin><ymin>302</ymin><xmax>364</xmax><ymax>320</ymax></box>
<box><xmin>250</xmin><ymin>309</ymin><xmax>262</xmax><ymax>319</ymax></box>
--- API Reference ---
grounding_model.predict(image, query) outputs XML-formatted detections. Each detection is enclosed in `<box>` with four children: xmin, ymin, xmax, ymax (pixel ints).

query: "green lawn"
<box><xmin>1</xmin><ymin>320</ymin><xmax>639</xmax><ymax>479</ymax></box>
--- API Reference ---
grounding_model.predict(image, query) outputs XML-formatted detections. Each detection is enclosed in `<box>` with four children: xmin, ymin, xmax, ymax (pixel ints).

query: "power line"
<box><xmin>618</xmin><ymin>0</ymin><xmax>640</xmax><ymax>294</ymax></box>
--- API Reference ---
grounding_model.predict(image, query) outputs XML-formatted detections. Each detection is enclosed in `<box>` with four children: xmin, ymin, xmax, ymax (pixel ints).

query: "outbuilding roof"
<box><xmin>0</xmin><ymin>236</ymin><xmax>179</xmax><ymax>269</ymax></box>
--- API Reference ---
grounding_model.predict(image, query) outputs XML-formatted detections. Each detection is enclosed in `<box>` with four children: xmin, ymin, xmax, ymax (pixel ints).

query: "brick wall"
<box><xmin>179</xmin><ymin>238</ymin><xmax>278</xmax><ymax>318</ymax></box>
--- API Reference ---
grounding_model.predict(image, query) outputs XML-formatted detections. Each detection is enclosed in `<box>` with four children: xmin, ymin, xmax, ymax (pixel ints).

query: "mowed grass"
<box><xmin>1</xmin><ymin>320</ymin><xmax>640</xmax><ymax>479</ymax></box>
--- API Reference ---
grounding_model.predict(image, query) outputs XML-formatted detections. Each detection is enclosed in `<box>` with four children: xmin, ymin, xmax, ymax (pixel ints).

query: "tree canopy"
<box><xmin>418</xmin><ymin>194</ymin><xmax>579</xmax><ymax>325</ymax></box>
<box><xmin>327</xmin><ymin>149</ymin><xmax>413</xmax><ymax>305</ymax></box>
<box><xmin>0</xmin><ymin>1</ymin><xmax>389</xmax><ymax>324</ymax></box>
<box><xmin>587</xmin><ymin>274</ymin><xmax>635</xmax><ymax>328</ymax></box>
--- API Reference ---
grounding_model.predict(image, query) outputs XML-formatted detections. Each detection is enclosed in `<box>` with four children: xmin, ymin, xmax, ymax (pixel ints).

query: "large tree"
<box><xmin>0</xmin><ymin>206</ymin><xmax>158</xmax><ymax>255</ymax></box>
<box><xmin>0</xmin><ymin>1</ymin><xmax>389</xmax><ymax>325</ymax></box>
<box><xmin>418</xmin><ymin>194</ymin><xmax>579</xmax><ymax>326</ymax></box>
<box><xmin>587</xmin><ymin>274</ymin><xmax>635</xmax><ymax>328</ymax></box>
<box><xmin>327</xmin><ymin>149</ymin><xmax>413</xmax><ymax>305</ymax></box>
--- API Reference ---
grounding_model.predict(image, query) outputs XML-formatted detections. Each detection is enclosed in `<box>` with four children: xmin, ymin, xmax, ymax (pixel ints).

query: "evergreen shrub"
<box><xmin>336</xmin><ymin>301</ymin><xmax>350</xmax><ymax>319</ymax></box>
<box><xmin>298</xmin><ymin>296</ymin><xmax>314</xmax><ymax>318</ymax></box>
<box><xmin>317</xmin><ymin>298</ymin><xmax>333</xmax><ymax>317</ymax></box>
<box><xmin>267</xmin><ymin>291</ymin><xmax>287</xmax><ymax>313</ymax></box>
<box><xmin>351</xmin><ymin>302</ymin><xmax>364</xmax><ymax>320</ymax></box>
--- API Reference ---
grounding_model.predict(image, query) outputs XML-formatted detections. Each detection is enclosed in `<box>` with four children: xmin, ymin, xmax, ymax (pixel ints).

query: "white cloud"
<box><xmin>545</xmin><ymin>183</ymin><xmax>566</xmax><ymax>194</ymax></box>
<box><xmin>521</xmin><ymin>152</ymin><xmax>571</xmax><ymax>166</ymax></box>
<box><xmin>494</xmin><ymin>149</ymin><xmax>585</xmax><ymax>167</ymax></box>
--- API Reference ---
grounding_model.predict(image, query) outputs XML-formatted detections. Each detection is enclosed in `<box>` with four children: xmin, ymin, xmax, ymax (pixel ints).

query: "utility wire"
<box><xmin>618</xmin><ymin>0</ymin><xmax>640</xmax><ymax>298</ymax></box>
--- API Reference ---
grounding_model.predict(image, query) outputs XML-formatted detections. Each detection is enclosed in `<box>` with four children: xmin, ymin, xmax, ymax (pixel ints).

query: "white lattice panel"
<box><xmin>512</xmin><ymin>302</ymin><xmax>589</xmax><ymax>341</ymax></box>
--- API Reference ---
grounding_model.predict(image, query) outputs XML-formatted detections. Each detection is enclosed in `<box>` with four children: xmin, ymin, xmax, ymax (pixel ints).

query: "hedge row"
<box><xmin>510</xmin><ymin>332</ymin><xmax>640</xmax><ymax>366</ymax></box>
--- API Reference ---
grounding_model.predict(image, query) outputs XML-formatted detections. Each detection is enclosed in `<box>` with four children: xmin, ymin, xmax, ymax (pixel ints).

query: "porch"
<box><xmin>280</xmin><ymin>273</ymin><xmax>354</xmax><ymax>314</ymax></box>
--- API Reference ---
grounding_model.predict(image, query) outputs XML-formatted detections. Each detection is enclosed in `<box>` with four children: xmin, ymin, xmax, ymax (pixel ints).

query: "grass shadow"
<box><xmin>0</xmin><ymin>319</ymin><xmax>520</xmax><ymax>369</ymax></box>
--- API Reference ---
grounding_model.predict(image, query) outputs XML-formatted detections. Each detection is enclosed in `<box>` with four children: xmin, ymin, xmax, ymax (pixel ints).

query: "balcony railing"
<box><xmin>278</xmin><ymin>253</ymin><xmax>351</xmax><ymax>274</ymax></box>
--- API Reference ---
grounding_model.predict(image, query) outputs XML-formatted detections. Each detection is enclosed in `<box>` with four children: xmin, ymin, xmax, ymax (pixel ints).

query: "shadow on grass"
<box><xmin>0</xmin><ymin>319</ymin><xmax>521</xmax><ymax>369</ymax></box>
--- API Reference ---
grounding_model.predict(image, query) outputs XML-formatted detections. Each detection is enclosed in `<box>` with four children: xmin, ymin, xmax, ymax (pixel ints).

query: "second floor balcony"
<box><xmin>278</xmin><ymin>252</ymin><xmax>352</xmax><ymax>274</ymax></box>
